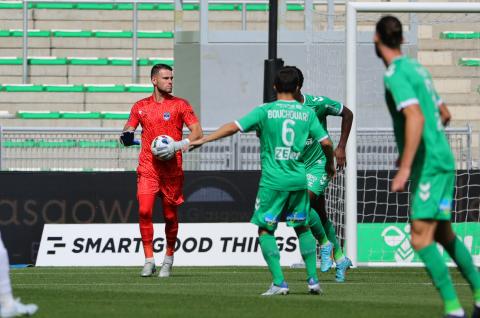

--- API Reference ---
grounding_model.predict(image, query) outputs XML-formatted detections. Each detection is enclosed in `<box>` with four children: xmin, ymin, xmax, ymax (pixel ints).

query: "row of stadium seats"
<box><xmin>0</xmin><ymin>29</ymin><xmax>173</xmax><ymax>38</ymax></box>
<box><xmin>3</xmin><ymin>139</ymin><xmax>130</xmax><ymax>148</ymax></box>
<box><xmin>0</xmin><ymin>84</ymin><xmax>152</xmax><ymax>92</ymax></box>
<box><xmin>3</xmin><ymin>56</ymin><xmax>479</xmax><ymax>67</ymax></box>
<box><xmin>5</xmin><ymin>139</ymin><xmax>122</xmax><ymax>147</ymax></box>
<box><xmin>0</xmin><ymin>57</ymin><xmax>173</xmax><ymax>66</ymax></box>
<box><xmin>14</xmin><ymin>110</ymin><xmax>128</xmax><ymax>119</ymax></box>
<box><xmin>0</xmin><ymin>2</ymin><xmax>304</xmax><ymax>11</ymax></box>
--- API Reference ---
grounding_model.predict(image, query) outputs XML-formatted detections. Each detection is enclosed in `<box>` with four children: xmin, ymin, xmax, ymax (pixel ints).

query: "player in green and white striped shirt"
<box><xmin>375</xmin><ymin>16</ymin><xmax>480</xmax><ymax>318</ymax></box>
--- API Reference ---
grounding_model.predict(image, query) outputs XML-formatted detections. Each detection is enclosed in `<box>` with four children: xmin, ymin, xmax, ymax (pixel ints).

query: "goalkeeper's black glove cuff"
<box><xmin>120</xmin><ymin>131</ymin><xmax>139</xmax><ymax>147</ymax></box>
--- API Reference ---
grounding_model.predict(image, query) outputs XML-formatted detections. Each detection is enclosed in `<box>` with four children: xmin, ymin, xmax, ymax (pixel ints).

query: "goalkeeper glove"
<box><xmin>156</xmin><ymin>138</ymin><xmax>190</xmax><ymax>159</ymax></box>
<box><xmin>120</xmin><ymin>131</ymin><xmax>140</xmax><ymax>147</ymax></box>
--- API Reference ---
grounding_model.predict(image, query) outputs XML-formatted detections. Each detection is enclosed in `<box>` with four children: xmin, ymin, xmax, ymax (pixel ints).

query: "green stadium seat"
<box><xmin>52</xmin><ymin>29</ymin><xmax>93</xmax><ymax>37</ymax></box>
<box><xmin>0</xmin><ymin>30</ymin><xmax>11</xmax><ymax>37</ymax></box>
<box><xmin>84</xmin><ymin>84</ymin><xmax>126</xmax><ymax>92</ymax></box>
<box><xmin>43</xmin><ymin>84</ymin><xmax>84</xmax><ymax>92</ymax></box>
<box><xmin>459</xmin><ymin>58</ymin><xmax>480</xmax><ymax>66</ymax></box>
<box><xmin>30</xmin><ymin>57</ymin><xmax>67</xmax><ymax>65</ymax></box>
<box><xmin>69</xmin><ymin>57</ymin><xmax>109</xmax><ymax>65</ymax></box>
<box><xmin>101</xmin><ymin>112</ymin><xmax>130</xmax><ymax>120</ymax></box>
<box><xmin>17</xmin><ymin>111</ymin><xmax>61</xmax><ymax>119</ymax></box>
<box><xmin>94</xmin><ymin>30</ymin><xmax>133</xmax><ymax>38</ymax></box>
<box><xmin>138</xmin><ymin>31</ymin><xmax>174</xmax><ymax>39</ymax></box>
<box><xmin>10</xmin><ymin>29</ymin><xmax>51</xmax><ymax>37</ymax></box>
<box><xmin>149</xmin><ymin>58</ymin><xmax>174</xmax><ymax>66</ymax></box>
<box><xmin>78</xmin><ymin>140</ymin><xmax>119</xmax><ymax>148</ymax></box>
<box><xmin>37</xmin><ymin>140</ymin><xmax>77</xmax><ymax>148</ymax></box>
<box><xmin>60</xmin><ymin>111</ymin><xmax>102</xmax><ymax>119</ymax></box>
<box><xmin>34</xmin><ymin>3</ymin><xmax>75</xmax><ymax>9</ymax></box>
<box><xmin>0</xmin><ymin>2</ymin><xmax>23</xmax><ymax>9</ymax></box>
<box><xmin>76</xmin><ymin>3</ymin><xmax>114</xmax><ymax>10</ymax></box>
<box><xmin>0</xmin><ymin>57</ymin><xmax>22</xmax><ymax>65</ymax></box>
<box><xmin>115</xmin><ymin>3</ymin><xmax>156</xmax><ymax>11</ymax></box>
<box><xmin>4</xmin><ymin>84</ymin><xmax>43</xmax><ymax>92</ymax></box>
<box><xmin>3</xmin><ymin>140</ymin><xmax>36</xmax><ymax>148</ymax></box>
<box><xmin>125</xmin><ymin>84</ymin><xmax>153</xmax><ymax>93</ymax></box>
<box><xmin>440</xmin><ymin>31</ymin><xmax>480</xmax><ymax>39</ymax></box>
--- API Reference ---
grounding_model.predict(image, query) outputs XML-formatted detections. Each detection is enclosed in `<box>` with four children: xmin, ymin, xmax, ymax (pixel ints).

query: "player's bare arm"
<box><xmin>391</xmin><ymin>104</ymin><xmax>424</xmax><ymax>192</ymax></box>
<box><xmin>320</xmin><ymin>138</ymin><xmax>336</xmax><ymax>178</ymax></box>
<box><xmin>186</xmin><ymin>122</ymin><xmax>203</xmax><ymax>143</ymax></box>
<box><xmin>190</xmin><ymin>122</ymin><xmax>239</xmax><ymax>149</ymax></box>
<box><xmin>438</xmin><ymin>103</ymin><xmax>451</xmax><ymax>126</ymax></box>
<box><xmin>334</xmin><ymin>106</ymin><xmax>353</xmax><ymax>169</ymax></box>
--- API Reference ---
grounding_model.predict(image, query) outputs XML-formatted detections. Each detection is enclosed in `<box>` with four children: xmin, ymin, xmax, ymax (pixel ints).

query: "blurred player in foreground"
<box><xmin>375</xmin><ymin>16</ymin><xmax>480</xmax><ymax>318</ymax></box>
<box><xmin>121</xmin><ymin>64</ymin><xmax>203</xmax><ymax>278</ymax></box>
<box><xmin>0</xmin><ymin>234</ymin><xmax>37</xmax><ymax>317</ymax></box>
<box><xmin>291</xmin><ymin>66</ymin><xmax>354</xmax><ymax>282</ymax></box>
<box><xmin>190</xmin><ymin>67</ymin><xmax>335</xmax><ymax>295</ymax></box>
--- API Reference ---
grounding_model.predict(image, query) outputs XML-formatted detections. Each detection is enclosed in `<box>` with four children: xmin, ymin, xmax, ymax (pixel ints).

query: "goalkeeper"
<box><xmin>190</xmin><ymin>66</ymin><xmax>335</xmax><ymax>295</ymax></box>
<box><xmin>120</xmin><ymin>64</ymin><xmax>203</xmax><ymax>278</ymax></box>
<box><xmin>375</xmin><ymin>16</ymin><xmax>480</xmax><ymax>318</ymax></box>
<box><xmin>291</xmin><ymin>66</ymin><xmax>354</xmax><ymax>282</ymax></box>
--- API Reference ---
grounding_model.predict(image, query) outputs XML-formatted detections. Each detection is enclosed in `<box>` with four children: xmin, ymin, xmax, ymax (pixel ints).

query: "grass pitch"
<box><xmin>11</xmin><ymin>266</ymin><xmax>476</xmax><ymax>318</ymax></box>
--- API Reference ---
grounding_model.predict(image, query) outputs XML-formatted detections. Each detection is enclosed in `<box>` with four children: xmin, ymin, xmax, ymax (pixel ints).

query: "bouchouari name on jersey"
<box><xmin>267</xmin><ymin>109</ymin><xmax>309</xmax><ymax>121</ymax></box>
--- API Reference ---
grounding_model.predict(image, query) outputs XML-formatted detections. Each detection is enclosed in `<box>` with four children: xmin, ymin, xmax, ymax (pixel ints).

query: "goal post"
<box><xmin>345</xmin><ymin>2</ymin><xmax>480</xmax><ymax>267</ymax></box>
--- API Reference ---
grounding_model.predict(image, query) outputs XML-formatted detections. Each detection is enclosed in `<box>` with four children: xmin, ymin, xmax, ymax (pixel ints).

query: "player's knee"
<box><xmin>138</xmin><ymin>206</ymin><xmax>152</xmax><ymax>222</ymax></box>
<box><xmin>164</xmin><ymin>213</ymin><xmax>178</xmax><ymax>225</ymax></box>
<box><xmin>410</xmin><ymin>232</ymin><xmax>432</xmax><ymax>251</ymax></box>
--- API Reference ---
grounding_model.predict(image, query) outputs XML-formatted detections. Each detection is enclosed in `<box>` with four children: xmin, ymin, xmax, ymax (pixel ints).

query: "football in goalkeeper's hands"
<box><xmin>151</xmin><ymin>135</ymin><xmax>175</xmax><ymax>161</ymax></box>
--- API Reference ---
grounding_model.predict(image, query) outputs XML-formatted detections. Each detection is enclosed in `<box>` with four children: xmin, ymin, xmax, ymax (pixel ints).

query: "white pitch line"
<box><xmin>13</xmin><ymin>282</ymin><xmax>470</xmax><ymax>287</ymax></box>
<box><xmin>11</xmin><ymin>271</ymin><xmax>434</xmax><ymax>275</ymax></box>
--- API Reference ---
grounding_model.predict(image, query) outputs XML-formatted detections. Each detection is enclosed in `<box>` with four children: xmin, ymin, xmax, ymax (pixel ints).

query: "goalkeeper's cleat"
<box><xmin>140</xmin><ymin>261</ymin><xmax>156</xmax><ymax>277</ymax></box>
<box><xmin>320</xmin><ymin>241</ymin><xmax>333</xmax><ymax>272</ymax></box>
<box><xmin>261</xmin><ymin>281</ymin><xmax>289</xmax><ymax>296</ymax></box>
<box><xmin>159</xmin><ymin>255</ymin><xmax>173</xmax><ymax>278</ymax></box>
<box><xmin>0</xmin><ymin>298</ymin><xmax>38</xmax><ymax>317</ymax></box>
<box><xmin>335</xmin><ymin>257</ymin><xmax>352</xmax><ymax>282</ymax></box>
<box><xmin>472</xmin><ymin>305</ymin><xmax>480</xmax><ymax>318</ymax></box>
<box><xmin>307</xmin><ymin>277</ymin><xmax>322</xmax><ymax>295</ymax></box>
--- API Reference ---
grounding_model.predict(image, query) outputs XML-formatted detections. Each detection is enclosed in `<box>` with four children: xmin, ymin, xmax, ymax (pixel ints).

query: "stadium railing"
<box><xmin>0</xmin><ymin>126</ymin><xmax>474</xmax><ymax>171</ymax></box>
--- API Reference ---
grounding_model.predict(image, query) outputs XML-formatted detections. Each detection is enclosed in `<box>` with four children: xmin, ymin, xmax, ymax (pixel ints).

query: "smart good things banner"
<box><xmin>36</xmin><ymin>223</ymin><xmax>301</xmax><ymax>266</ymax></box>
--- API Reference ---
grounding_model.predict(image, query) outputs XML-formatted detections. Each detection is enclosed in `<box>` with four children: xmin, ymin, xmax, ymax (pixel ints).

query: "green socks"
<box><xmin>417</xmin><ymin>243</ymin><xmax>461</xmax><ymax>314</ymax></box>
<box><xmin>324</xmin><ymin>219</ymin><xmax>344</xmax><ymax>261</ymax></box>
<box><xmin>309</xmin><ymin>209</ymin><xmax>329</xmax><ymax>245</ymax></box>
<box><xmin>309</xmin><ymin>209</ymin><xmax>345</xmax><ymax>261</ymax></box>
<box><xmin>298</xmin><ymin>231</ymin><xmax>319</xmax><ymax>282</ymax></box>
<box><xmin>444</xmin><ymin>236</ymin><xmax>480</xmax><ymax>302</ymax></box>
<box><xmin>259</xmin><ymin>233</ymin><xmax>284</xmax><ymax>286</ymax></box>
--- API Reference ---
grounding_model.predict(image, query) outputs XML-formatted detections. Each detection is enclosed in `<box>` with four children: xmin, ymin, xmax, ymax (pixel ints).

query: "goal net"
<box><xmin>304</xmin><ymin>3</ymin><xmax>480</xmax><ymax>267</ymax></box>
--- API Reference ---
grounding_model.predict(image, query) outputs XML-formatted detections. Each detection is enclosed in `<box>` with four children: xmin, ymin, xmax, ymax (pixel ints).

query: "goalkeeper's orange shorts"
<box><xmin>137</xmin><ymin>174</ymin><xmax>184</xmax><ymax>206</ymax></box>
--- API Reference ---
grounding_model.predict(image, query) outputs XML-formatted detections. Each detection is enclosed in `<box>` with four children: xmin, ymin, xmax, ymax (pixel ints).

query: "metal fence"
<box><xmin>0</xmin><ymin>126</ymin><xmax>474</xmax><ymax>171</ymax></box>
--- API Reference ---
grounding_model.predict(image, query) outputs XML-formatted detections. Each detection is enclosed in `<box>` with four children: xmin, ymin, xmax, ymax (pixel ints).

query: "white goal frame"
<box><xmin>345</xmin><ymin>2</ymin><xmax>480</xmax><ymax>267</ymax></box>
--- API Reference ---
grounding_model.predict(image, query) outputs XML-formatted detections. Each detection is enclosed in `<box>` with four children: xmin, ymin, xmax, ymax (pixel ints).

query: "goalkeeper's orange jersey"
<box><xmin>127</xmin><ymin>94</ymin><xmax>199</xmax><ymax>178</ymax></box>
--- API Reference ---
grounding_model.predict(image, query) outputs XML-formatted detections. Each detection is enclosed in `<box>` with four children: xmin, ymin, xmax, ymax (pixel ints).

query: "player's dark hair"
<box><xmin>376</xmin><ymin>15</ymin><xmax>403</xmax><ymax>49</ymax></box>
<box><xmin>151</xmin><ymin>64</ymin><xmax>173</xmax><ymax>79</ymax></box>
<box><xmin>284</xmin><ymin>65</ymin><xmax>304</xmax><ymax>89</ymax></box>
<box><xmin>274</xmin><ymin>67</ymin><xmax>300</xmax><ymax>93</ymax></box>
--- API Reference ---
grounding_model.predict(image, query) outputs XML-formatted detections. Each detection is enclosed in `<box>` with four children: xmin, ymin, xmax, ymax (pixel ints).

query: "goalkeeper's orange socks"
<box><xmin>138</xmin><ymin>194</ymin><xmax>155</xmax><ymax>259</ymax></box>
<box><xmin>417</xmin><ymin>243</ymin><xmax>464</xmax><ymax>316</ymax></box>
<box><xmin>163</xmin><ymin>202</ymin><xmax>178</xmax><ymax>257</ymax></box>
<box><xmin>444</xmin><ymin>236</ymin><xmax>480</xmax><ymax>305</ymax></box>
